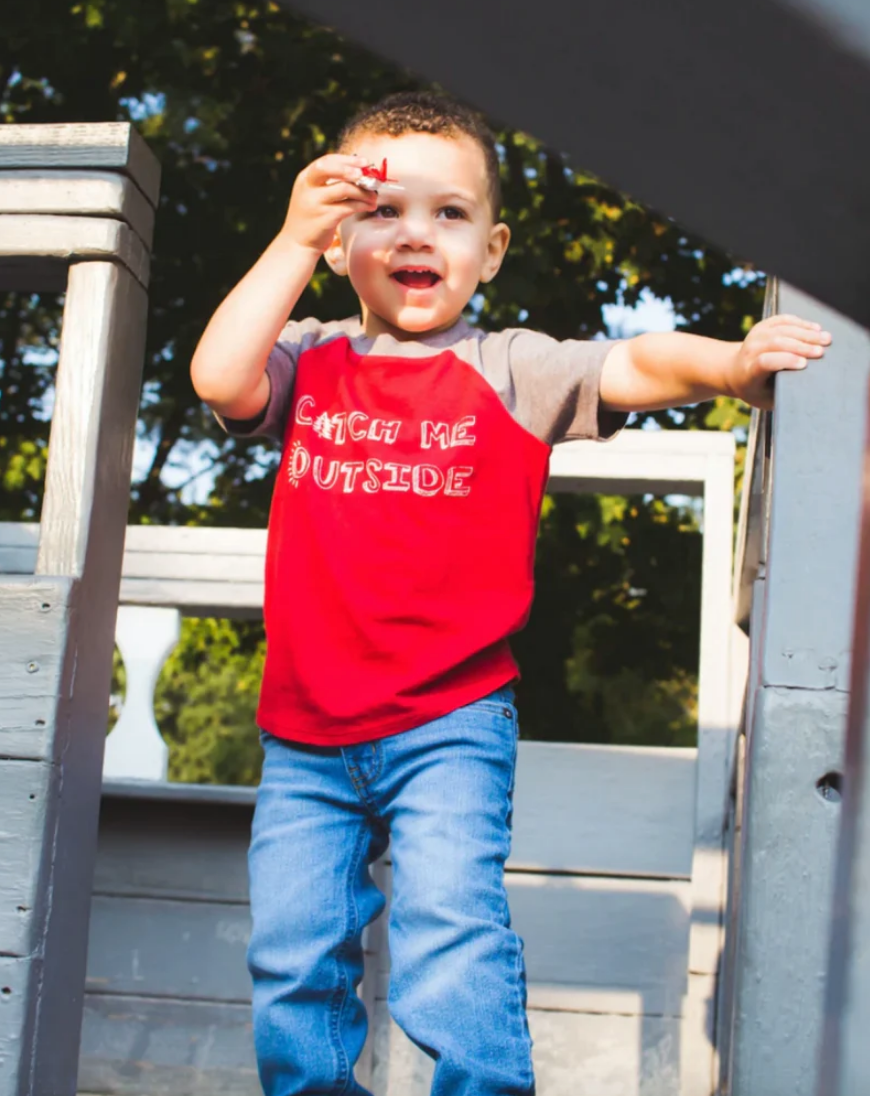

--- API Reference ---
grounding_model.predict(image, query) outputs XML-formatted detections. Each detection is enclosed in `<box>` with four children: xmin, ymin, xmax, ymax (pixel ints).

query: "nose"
<box><xmin>395</xmin><ymin>212</ymin><xmax>435</xmax><ymax>251</ymax></box>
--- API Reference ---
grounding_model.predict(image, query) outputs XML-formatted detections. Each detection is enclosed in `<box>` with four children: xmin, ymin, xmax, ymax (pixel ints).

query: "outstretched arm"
<box><xmin>599</xmin><ymin>314</ymin><xmax>832</xmax><ymax>414</ymax></box>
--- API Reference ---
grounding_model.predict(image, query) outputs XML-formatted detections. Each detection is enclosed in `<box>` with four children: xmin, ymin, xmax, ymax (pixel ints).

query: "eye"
<box><xmin>373</xmin><ymin>204</ymin><xmax>399</xmax><ymax>219</ymax></box>
<box><xmin>439</xmin><ymin>206</ymin><xmax>467</xmax><ymax>220</ymax></box>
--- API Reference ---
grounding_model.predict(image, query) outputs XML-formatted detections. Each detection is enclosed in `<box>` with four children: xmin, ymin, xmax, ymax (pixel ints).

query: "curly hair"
<box><xmin>337</xmin><ymin>91</ymin><xmax>502</xmax><ymax>217</ymax></box>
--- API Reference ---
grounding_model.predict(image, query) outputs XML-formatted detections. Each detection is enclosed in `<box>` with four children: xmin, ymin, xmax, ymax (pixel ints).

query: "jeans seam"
<box><xmin>331</xmin><ymin>819</ymin><xmax>369</xmax><ymax>1093</ymax></box>
<box><xmin>513</xmin><ymin>934</ymin><xmax>535</xmax><ymax>1091</ymax></box>
<box><xmin>506</xmin><ymin>707</ymin><xmax>533</xmax><ymax>1089</ymax></box>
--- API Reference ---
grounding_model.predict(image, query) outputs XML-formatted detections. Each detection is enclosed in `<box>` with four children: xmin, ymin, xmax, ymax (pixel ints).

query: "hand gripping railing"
<box><xmin>0</xmin><ymin>124</ymin><xmax>158</xmax><ymax>1096</ymax></box>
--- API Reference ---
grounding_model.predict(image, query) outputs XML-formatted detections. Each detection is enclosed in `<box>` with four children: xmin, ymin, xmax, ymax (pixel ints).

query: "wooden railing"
<box><xmin>0</xmin><ymin>122</ymin><xmax>159</xmax><ymax>1096</ymax></box>
<box><xmin>718</xmin><ymin>279</ymin><xmax>870</xmax><ymax>1096</ymax></box>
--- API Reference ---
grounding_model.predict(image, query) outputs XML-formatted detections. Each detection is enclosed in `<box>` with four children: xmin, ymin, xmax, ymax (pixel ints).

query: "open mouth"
<box><xmin>391</xmin><ymin>268</ymin><xmax>442</xmax><ymax>290</ymax></box>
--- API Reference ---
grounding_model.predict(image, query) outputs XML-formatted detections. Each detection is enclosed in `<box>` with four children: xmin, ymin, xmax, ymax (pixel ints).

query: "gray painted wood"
<box><xmin>725</xmin><ymin>284</ymin><xmax>870</xmax><ymax>1096</ymax></box>
<box><xmin>92</xmin><ymin>792</ymin><xmax>254</xmax><ymax>903</ymax></box>
<box><xmin>375</xmin><ymin>867</ymin><xmax>691</xmax><ymax>1016</ymax></box>
<box><xmin>0</xmin><ymin>171</ymin><xmax>155</xmax><ymax>248</ymax></box>
<box><xmin>0</xmin><ymin>579</ymin><xmax>76</xmax><ymax>1096</ymax></box>
<box><xmin>121</xmin><ymin>525</ymin><xmax>267</xmax><ymax>556</ymax></box>
<box><xmin>372</xmin><ymin>1002</ymin><xmax>685</xmax><ymax>1096</ymax></box>
<box><xmin>81</xmin><ymin>754</ymin><xmax>701</xmax><ymax>1094</ymax></box>
<box><xmin>76</xmin><ymin>995</ymin><xmax>687</xmax><ymax>1096</ymax></box>
<box><xmin>0</xmin><ymin>957</ymin><xmax>34</xmax><ymax>1096</ymax></box>
<box><xmin>90</xmin><ymin>746</ymin><xmax>695</xmax><ymax>909</ymax></box>
<box><xmin>281</xmin><ymin>0</ymin><xmax>870</xmax><ymax>325</ymax></box>
<box><xmin>0</xmin><ymin>522</ymin><xmax>268</xmax><ymax>615</ymax></box>
<box><xmin>120</xmin><ymin>550</ymin><xmax>265</xmax><ymax>582</ymax></box>
<box><xmin>0</xmin><ymin>759</ymin><xmax>61</xmax><ymax>959</ymax></box>
<box><xmin>0</xmin><ymin>123</ymin><xmax>160</xmax><ymax>207</ymax></box>
<box><xmin>0</xmin><ymin>127</ymin><xmax>156</xmax><ymax>1095</ymax></box>
<box><xmin>733</xmin><ymin>276</ymin><xmax>777</xmax><ymax>632</ymax></box>
<box><xmin>37</xmin><ymin>263</ymin><xmax>147</xmax><ymax>578</ymax></box>
<box><xmin>730</xmin><ymin>688</ymin><xmax>847</xmax><ymax>1096</ymax></box>
<box><xmin>732</xmin><ymin>409</ymin><xmax>770</xmax><ymax>631</ymax></box>
<box><xmin>760</xmin><ymin>287</ymin><xmax>870</xmax><ymax>691</ymax></box>
<box><xmin>511</xmin><ymin>743</ymin><xmax>696</xmax><ymax>878</ymax></box>
<box><xmin>78</xmin><ymin>995</ymin><xmax>259</xmax><ymax>1096</ymax></box>
<box><xmin>0</xmin><ymin>577</ymin><xmax>74</xmax><ymax>761</ymax></box>
<box><xmin>115</xmin><ymin>578</ymin><xmax>265</xmax><ymax>617</ymax></box>
<box><xmin>85</xmin><ymin>896</ymin><xmax>253</xmax><ymax>1003</ymax></box>
<box><xmin>817</xmin><ymin>372</ymin><xmax>870</xmax><ymax>1096</ymax></box>
<box><xmin>0</xmin><ymin>213</ymin><xmax>150</xmax><ymax>290</ymax></box>
<box><xmin>681</xmin><ymin>973</ymin><xmax>718</xmax><ymax>1096</ymax></box>
<box><xmin>687</xmin><ymin>444</ymin><xmax>737</xmax><ymax>989</ymax></box>
<box><xmin>84</xmin><ymin>877</ymin><xmax>690</xmax><ymax>1010</ymax></box>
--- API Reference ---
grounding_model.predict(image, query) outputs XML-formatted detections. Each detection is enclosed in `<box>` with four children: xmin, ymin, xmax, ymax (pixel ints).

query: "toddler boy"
<box><xmin>191</xmin><ymin>91</ymin><xmax>829</xmax><ymax>1096</ymax></box>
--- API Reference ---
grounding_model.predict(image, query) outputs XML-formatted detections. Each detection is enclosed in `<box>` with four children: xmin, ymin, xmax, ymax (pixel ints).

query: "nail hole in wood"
<box><xmin>816</xmin><ymin>772</ymin><xmax>843</xmax><ymax>804</ymax></box>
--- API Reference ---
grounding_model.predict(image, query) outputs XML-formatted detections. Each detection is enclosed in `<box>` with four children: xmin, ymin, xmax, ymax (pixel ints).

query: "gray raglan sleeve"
<box><xmin>482</xmin><ymin>328</ymin><xmax>628</xmax><ymax>446</ymax></box>
<box><xmin>215</xmin><ymin>317</ymin><xmax>323</xmax><ymax>441</ymax></box>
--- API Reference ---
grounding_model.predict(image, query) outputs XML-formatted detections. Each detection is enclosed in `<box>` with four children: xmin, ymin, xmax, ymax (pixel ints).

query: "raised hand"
<box><xmin>281</xmin><ymin>153</ymin><xmax>378</xmax><ymax>255</ymax></box>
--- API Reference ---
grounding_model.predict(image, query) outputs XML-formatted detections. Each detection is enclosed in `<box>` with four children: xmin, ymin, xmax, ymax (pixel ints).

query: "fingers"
<box><xmin>761</xmin><ymin>333</ymin><xmax>827</xmax><ymax>360</ymax></box>
<box><xmin>318</xmin><ymin>179</ymin><xmax>377</xmax><ymax>206</ymax></box>
<box><xmin>764</xmin><ymin>314</ymin><xmax>833</xmax><ymax>344</ymax></box>
<box><xmin>758</xmin><ymin>351</ymin><xmax>812</xmax><ymax>371</ymax></box>
<box><xmin>306</xmin><ymin>154</ymin><xmax>368</xmax><ymax>185</ymax></box>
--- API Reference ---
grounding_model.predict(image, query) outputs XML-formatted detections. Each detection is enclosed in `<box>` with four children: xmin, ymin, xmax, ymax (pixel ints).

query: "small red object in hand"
<box><xmin>357</xmin><ymin>158</ymin><xmax>403</xmax><ymax>192</ymax></box>
<box><xmin>361</xmin><ymin>159</ymin><xmax>397</xmax><ymax>184</ymax></box>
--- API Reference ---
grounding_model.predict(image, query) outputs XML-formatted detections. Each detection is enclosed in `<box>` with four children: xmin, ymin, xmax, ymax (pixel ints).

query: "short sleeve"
<box><xmin>495</xmin><ymin>329</ymin><xmax>628</xmax><ymax>446</ymax></box>
<box><xmin>215</xmin><ymin>317</ymin><xmax>325</xmax><ymax>442</ymax></box>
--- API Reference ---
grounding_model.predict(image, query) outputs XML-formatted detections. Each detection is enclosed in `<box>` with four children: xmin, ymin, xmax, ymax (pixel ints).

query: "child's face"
<box><xmin>327</xmin><ymin>132</ymin><xmax>510</xmax><ymax>339</ymax></box>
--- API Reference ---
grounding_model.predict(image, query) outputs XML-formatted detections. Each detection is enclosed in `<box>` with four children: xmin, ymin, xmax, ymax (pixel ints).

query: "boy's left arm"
<box><xmin>599</xmin><ymin>314</ymin><xmax>832</xmax><ymax>413</ymax></box>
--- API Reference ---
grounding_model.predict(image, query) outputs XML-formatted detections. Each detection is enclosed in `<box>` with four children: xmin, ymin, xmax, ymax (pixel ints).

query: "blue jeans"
<box><xmin>247</xmin><ymin>687</ymin><xmax>535</xmax><ymax>1096</ymax></box>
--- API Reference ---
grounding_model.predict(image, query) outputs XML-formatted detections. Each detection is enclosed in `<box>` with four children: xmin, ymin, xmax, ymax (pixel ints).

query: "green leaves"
<box><xmin>2</xmin><ymin>1</ymin><xmax>764</xmax><ymax>775</ymax></box>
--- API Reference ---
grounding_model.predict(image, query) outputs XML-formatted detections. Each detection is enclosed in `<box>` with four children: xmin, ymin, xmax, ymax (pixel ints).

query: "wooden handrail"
<box><xmin>732</xmin><ymin>278</ymin><xmax>777</xmax><ymax>630</ymax></box>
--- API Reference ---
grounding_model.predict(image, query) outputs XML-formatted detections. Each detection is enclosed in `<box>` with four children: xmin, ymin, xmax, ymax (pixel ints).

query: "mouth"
<box><xmin>390</xmin><ymin>268</ymin><xmax>442</xmax><ymax>290</ymax></box>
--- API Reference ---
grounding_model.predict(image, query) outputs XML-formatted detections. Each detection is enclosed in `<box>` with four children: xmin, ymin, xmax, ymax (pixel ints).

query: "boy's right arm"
<box><xmin>190</xmin><ymin>153</ymin><xmax>375</xmax><ymax>420</ymax></box>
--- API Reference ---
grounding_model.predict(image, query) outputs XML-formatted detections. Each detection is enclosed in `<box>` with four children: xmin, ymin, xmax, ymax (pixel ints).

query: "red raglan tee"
<box><xmin>222</xmin><ymin>317</ymin><xmax>625</xmax><ymax>746</ymax></box>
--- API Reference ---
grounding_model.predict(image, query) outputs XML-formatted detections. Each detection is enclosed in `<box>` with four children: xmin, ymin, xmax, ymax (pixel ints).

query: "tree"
<box><xmin>2</xmin><ymin>1</ymin><xmax>763</xmax><ymax>782</ymax></box>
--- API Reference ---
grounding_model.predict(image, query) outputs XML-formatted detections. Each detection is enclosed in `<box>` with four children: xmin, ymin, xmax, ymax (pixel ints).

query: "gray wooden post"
<box><xmin>817</xmin><ymin>370</ymin><xmax>870</xmax><ymax>1095</ymax></box>
<box><xmin>724</xmin><ymin>281</ymin><xmax>870</xmax><ymax>1095</ymax></box>
<box><xmin>0</xmin><ymin>125</ymin><xmax>158</xmax><ymax>1096</ymax></box>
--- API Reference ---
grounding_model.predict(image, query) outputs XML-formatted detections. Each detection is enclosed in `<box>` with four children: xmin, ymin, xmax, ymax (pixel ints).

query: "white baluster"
<box><xmin>103</xmin><ymin>605</ymin><xmax>181</xmax><ymax>781</ymax></box>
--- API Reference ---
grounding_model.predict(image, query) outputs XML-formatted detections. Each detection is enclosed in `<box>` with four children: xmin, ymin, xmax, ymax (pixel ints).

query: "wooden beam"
<box><xmin>726</xmin><ymin>285</ymin><xmax>870</xmax><ymax>1095</ymax></box>
<box><xmin>281</xmin><ymin>0</ymin><xmax>870</xmax><ymax>325</ymax></box>
<box><xmin>817</xmin><ymin>350</ymin><xmax>870</xmax><ymax>1095</ymax></box>
<box><xmin>0</xmin><ymin>214</ymin><xmax>150</xmax><ymax>289</ymax></box>
<box><xmin>0</xmin><ymin>171</ymin><xmax>155</xmax><ymax>249</ymax></box>
<box><xmin>0</xmin><ymin>123</ymin><xmax>160</xmax><ymax>207</ymax></box>
<box><xmin>0</xmin><ymin>262</ymin><xmax>150</xmax><ymax>1096</ymax></box>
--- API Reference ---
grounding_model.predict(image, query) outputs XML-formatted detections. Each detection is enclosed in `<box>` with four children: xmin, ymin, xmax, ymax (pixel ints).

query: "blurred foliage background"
<box><xmin>1</xmin><ymin>0</ymin><xmax>763</xmax><ymax>783</ymax></box>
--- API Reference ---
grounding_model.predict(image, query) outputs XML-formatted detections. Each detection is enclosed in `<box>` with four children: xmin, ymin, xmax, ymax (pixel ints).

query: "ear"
<box><xmin>479</xmin><ymin>221</ymin><xmax>511</xmax><ymax>284</ymax></box>
<box><xmin>324</xmin><ymin>229</ymin><xmax>348</xmax><ymax>277</ymax></box>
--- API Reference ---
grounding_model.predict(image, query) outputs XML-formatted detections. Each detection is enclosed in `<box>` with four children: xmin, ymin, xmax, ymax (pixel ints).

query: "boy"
<box><xmin>190</xmin><ymin>92</ymin><xmax>830</xmax><ymax>1096</ymax></box>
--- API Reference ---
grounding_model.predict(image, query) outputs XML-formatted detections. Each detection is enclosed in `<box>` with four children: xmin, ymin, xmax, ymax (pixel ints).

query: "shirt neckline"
<box><xmin>345</xmin><ymin>316</ymin><xmax>476</xmax><ymax>356</ymax></box>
